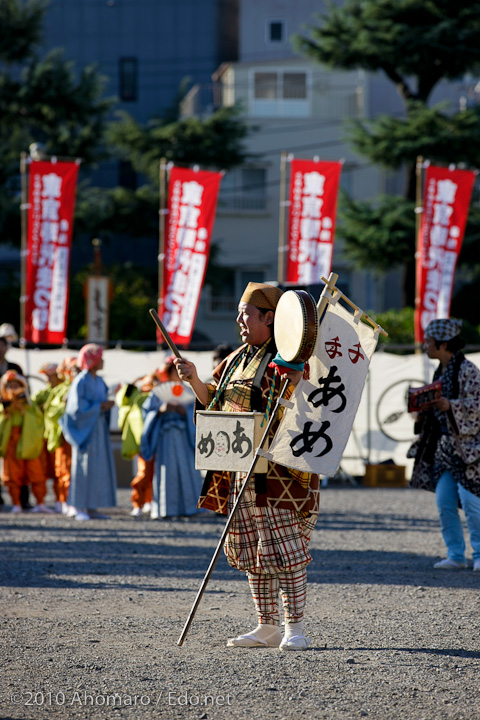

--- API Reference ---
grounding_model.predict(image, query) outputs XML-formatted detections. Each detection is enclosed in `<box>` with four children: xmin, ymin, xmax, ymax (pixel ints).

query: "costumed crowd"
<box><xmin>0</xmin><ymin>333</ymin><xmax>206</xmax><ymax>521</ymax></box>
<box><xmin>1</xmin><ymin>291</ymin><xmax>480</xmax><ymax>653</ymax></box>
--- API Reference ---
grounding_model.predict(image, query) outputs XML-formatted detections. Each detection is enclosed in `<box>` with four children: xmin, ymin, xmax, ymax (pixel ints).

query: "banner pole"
<box><xmin>317</xmin><ymin>271</ymin><xmax>338</xmax><ymax>320</ymax></box>
<box><xmin>19</xmin><ymin>152</ymin><xmax>29</xmax><ymax>347</ymax></box>
<box><xmin>414</xmin><ymin>156</ymin><xmax>424</xmax><ymax>352</ymax></box>
<box><xmin>319</xmin><ymin>274</ymin><xmax>387</xmax><ymax>337</ymax></box>
<box><xmin>157</xmin><ymin>158</ymin><xmax>167</xmax><ymax>349</ymax></box>
<box><xmin>277</xmin><ymin>150</ymin><xmax>288</xmax><ymax>286</ymax></box>
<box><xmin>177</xmin><ymin>380</ymin><xmax>291</xmax><ymax>647</ymax></box>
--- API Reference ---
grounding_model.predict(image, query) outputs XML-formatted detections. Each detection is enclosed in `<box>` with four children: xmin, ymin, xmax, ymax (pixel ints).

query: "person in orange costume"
<box><xmin>33</xmin><ymin>362</ymin><xmax>63</xmax><ymax>510</ymax></box>
<box><xmin>0</xmin><ymin>371</ymin><xmax>51</xmax><ymax>514</ymax></box>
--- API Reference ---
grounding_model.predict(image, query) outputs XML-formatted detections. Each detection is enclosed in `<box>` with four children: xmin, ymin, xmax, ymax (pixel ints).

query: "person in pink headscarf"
<box><xmin>60</xmin><ymin>344</ymin><xmax>117</xmax><ymax>521</ymax></box>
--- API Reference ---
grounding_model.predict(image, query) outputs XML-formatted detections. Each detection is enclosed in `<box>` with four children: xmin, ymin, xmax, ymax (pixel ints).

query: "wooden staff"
<box><xmin>177</xmin><ymin>380</ymin><xmax>291</xmax><ymax>647</ymax></box>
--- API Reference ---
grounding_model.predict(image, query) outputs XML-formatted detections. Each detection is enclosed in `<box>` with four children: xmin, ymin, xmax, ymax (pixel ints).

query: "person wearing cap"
<box><xmin>60</xmin><ymin>344</ymin><xmax>117</xmax><ymax>521</ymax></box>
<box><xmin>140</xmin><ymin>356</ymin><xmax>203</xmax><ymax>519</ymax></box>
<box><xmin>116</xmin><ymin>372</ymin><xmax>158</xmax><ymax>517</ymax></box>
<box><xmin>175</xmin><ymin>282</ymin><xmax>319</xmax><ymax>650</ymax></box>
<box><xmin>409</xmin><ymin>319</ymin><xmax>480</xmax><ymax>572</ymax></box>
<box><xmin>0</xmin><ymin>370</ymin><xmax>50</xmax><ymax>513</ymax></box>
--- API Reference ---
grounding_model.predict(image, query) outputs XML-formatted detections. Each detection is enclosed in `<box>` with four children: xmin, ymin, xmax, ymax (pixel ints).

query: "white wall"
<box><xmin>8</xmin><ymin>346</ymin><xmax>477</xmax><ymax>481</ymax></box>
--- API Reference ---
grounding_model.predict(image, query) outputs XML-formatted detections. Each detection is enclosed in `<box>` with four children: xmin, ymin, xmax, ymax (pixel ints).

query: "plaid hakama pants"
<box><xmin>225</xmin><ymin>475</ymin><xmax>318</xmax><ymax>626</ymax></box>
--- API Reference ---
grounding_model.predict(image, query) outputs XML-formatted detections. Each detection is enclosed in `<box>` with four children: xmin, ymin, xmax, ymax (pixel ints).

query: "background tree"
<box><xmin>294</xmin><ymin>0</ymin><xmax>480</xmax><ymax>312</ymax></box>
<box><xmin>0</xmin><ymin>0</ymin><xmax>112</xmax><ymax>331</ymax></box>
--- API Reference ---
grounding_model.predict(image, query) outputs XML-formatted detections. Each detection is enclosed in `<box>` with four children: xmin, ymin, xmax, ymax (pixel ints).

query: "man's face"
<box><xmin>236</xmin><ymin>302</ymin><xmax>273</xmax><ymax>346</ymax></box>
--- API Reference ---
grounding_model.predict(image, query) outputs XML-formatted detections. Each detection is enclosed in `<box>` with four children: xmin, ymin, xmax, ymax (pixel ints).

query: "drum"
<box><xmin>274</xmin><ymin>290</ymin><xmax>318</xmax><ymax>363</ymax></box>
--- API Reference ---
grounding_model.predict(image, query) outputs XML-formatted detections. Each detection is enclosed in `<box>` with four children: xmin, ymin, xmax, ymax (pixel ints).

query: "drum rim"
<box><xmin>275</xmin><ymin>289</ymin><xmax>318</xmax><ymax>363</ymax></box>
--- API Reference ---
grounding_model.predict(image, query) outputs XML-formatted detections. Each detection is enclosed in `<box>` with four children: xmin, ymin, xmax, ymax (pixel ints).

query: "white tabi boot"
<box><xmin>227</xmin><ymin>624</ymin><xmax>282</xmax><ymax>648</ymax></box>
<box><xmin>279</xmin><ymin>621</ymin><xmax>311</xmax><ymax>651</ymax></box>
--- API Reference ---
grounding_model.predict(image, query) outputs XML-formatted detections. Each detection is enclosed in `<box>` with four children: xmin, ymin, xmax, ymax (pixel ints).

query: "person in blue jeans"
<box><xmin>409</xmin><ymin>318</ymin><xmax>480</xmax><ymax>571</ymax></box>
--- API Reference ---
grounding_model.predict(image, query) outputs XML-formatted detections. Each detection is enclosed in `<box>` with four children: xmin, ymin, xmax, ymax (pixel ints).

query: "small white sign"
<box><xmin>86</xmin><ymin>276</ymin><xmax>111</xmax><ymax>343</ymax></box>
<box><xmin>195</xmin><ymin>411</ymin><xmax>267</xmax><ymax>472</ymax></box>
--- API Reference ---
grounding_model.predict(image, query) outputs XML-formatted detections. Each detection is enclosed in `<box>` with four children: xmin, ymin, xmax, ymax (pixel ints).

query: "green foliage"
<box><xmin>371</xmin><ymin>307</ymin><xmax>415</xmax><ymax>346</ymax></box>
<box><xmin>0</xmin><ymin>0</ymin><xmax>45</xmax><ymax>64</ymax></box>
<box><xmin>348</xmin><ymin>103</ymin><xmax>480</xmax><ymax>171</ymax></box>
<box><xmin>68</xmin><ymin>263</ymin><xmax>157</xmax><ymax>343</ymax></box>
<box><xmin>339</xmin><ymin>192</ymin><xmax>415</xmax><ymax>269</ymax></box>
<box><xmin>108</xmin><ymin>106</ymin><xmax>249</xmax><ymax>185</ymax></box>
<box><xmin>295</xmin><ymin>0</ymin><xmax>480</xmax><ymax>103</ymax></box>
<box><xmin>74</xmin><ymin>184</ymin><xmax>159</xmax><ymax>240</ymax></box>
<box><xmin>17</xmin><ymin>50</ymin><xmax>112</xmax><ymax>163</ymax></box>
<box><xmin>0</xmin><ymin>3</ymin><xmax>112</xmax><ymax>249</ymax></box>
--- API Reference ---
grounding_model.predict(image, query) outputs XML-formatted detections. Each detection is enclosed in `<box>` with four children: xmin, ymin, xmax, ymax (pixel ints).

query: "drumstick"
<box><xmin>149</xmin><ymin>308</ymin><xmax>182</xmax><ymax>358</ymax></box>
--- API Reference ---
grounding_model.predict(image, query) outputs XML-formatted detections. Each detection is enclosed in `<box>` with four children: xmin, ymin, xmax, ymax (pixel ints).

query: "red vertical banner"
<box><xmin>286</xmin><ymin>159</ymin><xmax>342</xmax><ymax>285</ymax></box>
<box><xmin>160</xmin><ymin>166</ymin><xmax>222</xmax><ymax>347</ymax></box>
<box><xmin>24</xmin><ymin>160</ymin><xmax>79</xmax><ymax>344</ymax></box>
<box><xmin>415</xmin><ymin>165</ymin><xmax>475</xmax><ymax>344</ymax></box>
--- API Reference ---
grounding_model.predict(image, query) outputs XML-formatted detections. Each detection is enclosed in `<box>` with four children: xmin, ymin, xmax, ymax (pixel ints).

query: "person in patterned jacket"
<box><xmin>409</xmin><ymin>318</ymin><xmax>480</xmax><ymax>572</ymax></box>
<box><xmin>175</xmin><ymin>282</ymin><xmax>319</xmax><ymax>651</ymax></box>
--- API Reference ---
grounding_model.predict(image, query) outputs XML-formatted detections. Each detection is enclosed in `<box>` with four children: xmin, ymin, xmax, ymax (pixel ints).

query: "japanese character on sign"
<box><xmin>290</xmin><ymin>420</ymin><xmax>333</xmax><ymax>458</ymax></box>
<box><xmin>231</xmin><ymin>420</ymin><xmax>252</xmax><ymax>459</ymax></box>
<box><xmin>303</xmin><ymin>172</ymin><xmax>326</xmax><ymax>196</ymax></box>
<box><xmin>348</xmin><ymin>343</ymin><xmax>364</xmax><ymax>364</ymax></box>
<box><xmin>307</xmin><ymin>365</ymin><xmax>347</xmax><ymax>414</ymax></box>
<box><xmin>181</xmin><ymin>181</ymin><xmax>204</xmax><ymax>206</ymax></box>
<box><xmin>197</xmin><ymin>431</ymin><xmax>215</xmax><ymax>459</ymax></box>
<box><xmin>41</xmin><ymin>173</ymin><xmax>62</xmax><ymax>198</ymax></box>
<box><xmin>325</xmin><ymin>336</ymin><xmax>342</xmax><ymax>359</ymax></box>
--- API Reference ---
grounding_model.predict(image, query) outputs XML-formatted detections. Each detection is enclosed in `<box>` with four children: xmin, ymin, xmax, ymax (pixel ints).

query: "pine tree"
<box><xmin>0</xmin><ymin>0</ymin><xmax>111</xmax><ymax>245</ymax></box>
<box><xmin>294</xmin><ymin>0</ymin><xmax>480</xmax><ymax>309</ymax></box>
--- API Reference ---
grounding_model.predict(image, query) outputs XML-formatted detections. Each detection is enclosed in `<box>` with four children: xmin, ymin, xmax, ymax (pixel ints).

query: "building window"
<box><xmin>251</xmin><ymin>69</ymin><xmax>309</xmax><ymax>117</ymax></box>
<box><xmin>268</xmin><ymin>21</ymin><xmax>284</xmax><ymax>43</ymax></box>
<box><xmin>253</xmin><ymin>71</ymin><xmax>307</xmax><ymax>100</ymax></box>
<box><xmin>254</xmin><ymin>72</ymin><xmax>277</xmax><ymax>100</ymax></box>
<box><xmin>206</xmin><ymin>268</ymin><xmax>266</xmax><ymax>316</ymax></box>
<box><xmin>218</xmin><ymin>166</ymin><xmax>268</xmax><ymax>212</ymax></box>
<box><xmin>283</xmin><ymin>72</ymin><xmax>307</xmax><ymax>100</ymax></box>
<box><xmin>119</xmin><ymin>57</ymin><xmax>138</xmax><ymax>101</ymax></box>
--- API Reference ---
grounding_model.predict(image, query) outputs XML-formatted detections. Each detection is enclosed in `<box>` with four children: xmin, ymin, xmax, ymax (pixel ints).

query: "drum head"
<box><xmin>274</xmin><ymin>290</ymin><xmax>318</xmax><ymax>363</ymax></box>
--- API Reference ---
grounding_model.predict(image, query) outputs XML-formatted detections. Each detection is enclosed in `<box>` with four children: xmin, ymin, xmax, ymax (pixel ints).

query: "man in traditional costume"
<box><xmin>60</xmin><ymin>344</ymin><xmax>117</xmax><ymax>521</ymax></box>
<box><xmin>141</xmin><ymin>357</ymin><xmax>203</xmax><ymax>519</ymax></box>
<box><xmin>409</xmin><ymin>318</ymin><xmax>480</xmax><ymax>571</ymax></box>
<box><xmin>176</xmin><ymin>282</ymin><xmax>319</xmax><ymax>650</ymax></box>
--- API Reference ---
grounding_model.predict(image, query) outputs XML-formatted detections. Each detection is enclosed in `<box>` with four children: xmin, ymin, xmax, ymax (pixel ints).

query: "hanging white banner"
<box><xmin>269</xmin><ymin>298</ymin><xmax>378</xmax><ymax>475</ymax></box>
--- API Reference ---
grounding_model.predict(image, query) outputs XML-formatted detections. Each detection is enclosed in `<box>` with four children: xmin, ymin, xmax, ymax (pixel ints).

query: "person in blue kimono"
<box><xmin>140</xmin><ymin>356</ymin><xmax>203</xmax><ymax>519</ymax></box>
<box><xmin>60</xmin><ymin>343</ymin><xmax>117</xmax><ymax>521</ymax></box>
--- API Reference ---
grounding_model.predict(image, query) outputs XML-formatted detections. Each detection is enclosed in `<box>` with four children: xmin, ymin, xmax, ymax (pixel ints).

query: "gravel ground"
<box><xmin>1</xmin><ymin>483</ymin><xmax>479</xmax><ymax>720</ymax></box>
